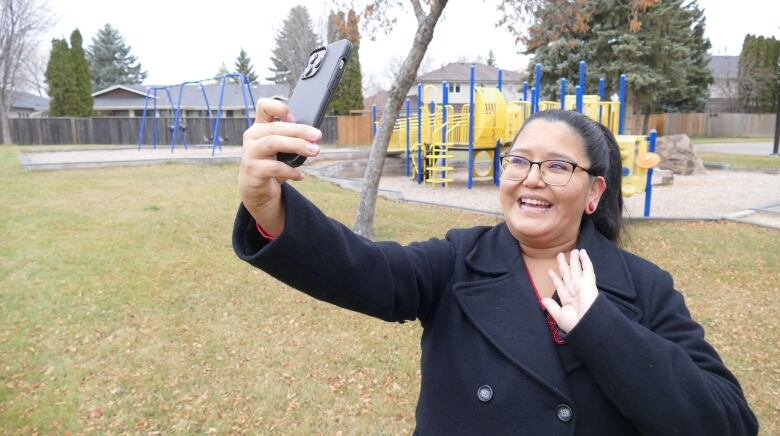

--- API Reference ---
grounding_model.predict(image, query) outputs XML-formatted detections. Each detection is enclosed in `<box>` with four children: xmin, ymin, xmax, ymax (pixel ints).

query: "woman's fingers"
<box><xmin>254</xmin><ymin>98</ymin><xmax>294</xmax><ymax>123</ymax></box>
<box><xmin>245</xmin><ymin>134</ymin><xmax>320</xmax><ymax>160</ymax></box>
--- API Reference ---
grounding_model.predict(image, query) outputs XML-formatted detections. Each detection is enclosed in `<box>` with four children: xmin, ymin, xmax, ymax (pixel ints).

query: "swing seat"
<box><xmin>204</xmin><ymin>135</ymin><xmax>229</xmax><ymax>143</ymax></box>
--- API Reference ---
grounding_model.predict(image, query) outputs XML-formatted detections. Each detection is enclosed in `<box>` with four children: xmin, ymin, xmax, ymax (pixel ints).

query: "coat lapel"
<box><xmin>454</xmin><ymin>223</ymin><xmax>574</xmax><ymax>402</ymax></box>
<box><xmin>453</xmin><ymin>219</ymin><xmax>644</xmax><ymax>399</ymax></box>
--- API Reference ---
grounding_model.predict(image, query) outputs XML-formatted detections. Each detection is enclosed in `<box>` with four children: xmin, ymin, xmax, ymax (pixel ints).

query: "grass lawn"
<box><xmin>690</xmin><ymin>136</ymin><xmax>772</xmax><ymax>144</ymax></box>
<box><xmin>1</xmin><ymin>146</ymin><xmax>778</xmax><ymax>434</ymax></box>
<box><xmin>697</xmin><ymin>152</ymin><xmax>780</xmax><ymax>170</ymax></box>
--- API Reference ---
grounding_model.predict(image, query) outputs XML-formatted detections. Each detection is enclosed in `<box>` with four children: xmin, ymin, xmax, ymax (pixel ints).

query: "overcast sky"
<box><xmin>41</xmin><ymin>0</ymin><xmax>780</xmax><ymax>92</ymax></box>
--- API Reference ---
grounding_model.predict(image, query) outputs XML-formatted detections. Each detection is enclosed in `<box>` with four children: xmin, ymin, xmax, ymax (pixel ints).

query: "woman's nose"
<box><xmin>523</xmin><ymin>163</ymin><xmax>545</xmax><ymax>187</ymax></box>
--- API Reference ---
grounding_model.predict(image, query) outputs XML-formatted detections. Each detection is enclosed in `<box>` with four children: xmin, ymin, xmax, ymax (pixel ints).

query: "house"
<box><xmin>92</xmin><ymin>83</ymin><xmax>290</xmax><ymax>118</ymax></box>
<box><xmin>6</xmin><ymin>90</ymin><xmax>49</xmax><ymax>118</ymax></box>
<box><xmin>364</xmin><ymin>63</ymin><xmax>528</xmax><ymax>114</ymax></box>
<box><xmin>707</xmin><ymin>55</ymin><xmax>740</xmax><ymax>112</ymax></box>
<box><xmin>408</xmin><ymin>62</ymin><xmax>527</xmax><ymax>111</ymax></box>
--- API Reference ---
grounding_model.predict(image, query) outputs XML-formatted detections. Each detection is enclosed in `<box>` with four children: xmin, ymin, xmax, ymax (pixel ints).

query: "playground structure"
<box><xmin>378</xmin><ymin>62</ymin><xmax>661</xmax><ymax>216</ymax></box>
<box><xmin>136</xmin><ymin>73</ymin><xmax>256</xmax><ymax>156</ymax></box>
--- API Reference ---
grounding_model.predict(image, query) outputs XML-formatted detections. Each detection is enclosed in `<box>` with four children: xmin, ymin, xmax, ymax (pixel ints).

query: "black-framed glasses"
<box><xmin>500</xmin><ymin>154</ymin><xmax>595</xmax><ymax>186</ymax></box>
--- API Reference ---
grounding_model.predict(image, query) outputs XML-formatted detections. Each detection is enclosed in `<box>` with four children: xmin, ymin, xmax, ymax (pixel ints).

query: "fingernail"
<box><xmin>306</xmin><ymin>143</ymin><xmax>319</xmax><ymax>154</ymax></box>
<box><xmin>308</xmin><ymin>128</ymin><xmax>321</xmax><ymax>140</ymax></box>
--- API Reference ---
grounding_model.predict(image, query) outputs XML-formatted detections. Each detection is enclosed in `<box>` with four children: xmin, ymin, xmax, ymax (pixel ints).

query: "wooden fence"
<box><xmin>624</xmin><ymin>113</ymin><xmax>776</xmax><ymax>137</ymax></box>
<box><xmin>337</xmin><ymin>114</ymin><xmax>372</xmax><ymax>145</ymax></box>
<box><xmin>3</xmin><ymin>116</ymin><xmax>339</xmax><ymax>146</ymax></box>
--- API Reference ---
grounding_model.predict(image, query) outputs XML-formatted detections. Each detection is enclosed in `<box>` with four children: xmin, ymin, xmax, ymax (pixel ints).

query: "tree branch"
<box><xmin>410</xmin><ymin>0</ymin><xmax>425</xmax><ymax>25</ymax></box>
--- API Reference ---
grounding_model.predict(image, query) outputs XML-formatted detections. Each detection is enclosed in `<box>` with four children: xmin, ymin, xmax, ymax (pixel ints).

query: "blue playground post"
<box><xmin>530</xmin><ymin>86</ymin><xmax>537</xmax><ymax>114</ymax></box>
<box><xmin>212</xmin><ymin>76</ymin><xmax>229</xmax><ymax>155</ymax></box>
<box><xmin>417</xmin><ymin>83</ymin><xmax>423</xmax><ymax>184</ymax></box>
<box><xmin>136</xmin><ymin>89</ymin><xmax>151</xmax><ymax>150</ymax></box>
<box><xmin>577</xmin><ymin>61</ymin><xmax>586</xmax><ymax>113</ymax></box>
<box><xmin>618</xmin><ymin>74</ymin><xmax>627</xmax><ymax>134</ymax></box>
<box><xmin>523</xmin><ymin>81</ymin><xmax>528</xmax><ymax>101</ymax></box>
<box><xmin>643</xmin><ymin>130</ymin><xmax>657</xmax><ymax>217</ymax></box>
<box><xmin>575</xmin><ymin>86</ymin><xmax>581</xmax><ymax>112</ymax></box>
<box><xmin>497</xmin><ymin>70</ymin><xmax>503</xmax><ymax>92</ymax></box>
<box><xmin>598</xmin><ymin>77</ymin><xmax>605</xmax><ymax>124</ymax></box>
<box><xmin>494</xmin><ymin>70</ymin><xmax>502</xmax><ymax>187</ymax></box>
<box><xmin>152</xmin><ymin>88</ymin><xmax>158</xmax><ymax>149</ymax></box>
<box><xmin>371</xmin><ymin>104</ymin><xmax>376</xmax><ymax>140</ymax></box>
<box><xmin>441</xmin><ymin>81</ymin><xmax>448</xmax><ymax>187</ymax></box>
<box><xmin>405</xmin><ymin>98</ymin><xmax>410</xmax><ymax>177</ymax></box>
<box><xmin>534</xmin><ymin>63</ymin><xmax>541</xmax><ymax>113</ymax></box>
<box><xmin>467</xmin><ymin>64</ymin><xmax>475</xmax><ymax>189</ymax></box>
<box><xmin>560</xmin><ymin>78</ymin><xmax>567</xmax><ymax>109</ymax></box>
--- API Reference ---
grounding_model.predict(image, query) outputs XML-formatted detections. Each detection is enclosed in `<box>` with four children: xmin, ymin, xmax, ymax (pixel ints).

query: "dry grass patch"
<box><xmin>0</xmin><ymin>146</ymin><xmax>777</xmax><ymax>434</ymax></box>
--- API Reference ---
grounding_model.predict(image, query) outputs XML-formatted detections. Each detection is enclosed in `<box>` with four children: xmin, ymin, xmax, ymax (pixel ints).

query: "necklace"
<box><xmin>523</xmin><ymin>261</ymin><xmax>567</xmax><ymax>345</ymax></box>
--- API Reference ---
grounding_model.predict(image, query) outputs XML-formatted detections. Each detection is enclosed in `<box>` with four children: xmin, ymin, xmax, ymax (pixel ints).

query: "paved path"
<box><xmin>695</xmin><ymin>141</ymin><xmax>778</xmax><ymax>156</ymax></box>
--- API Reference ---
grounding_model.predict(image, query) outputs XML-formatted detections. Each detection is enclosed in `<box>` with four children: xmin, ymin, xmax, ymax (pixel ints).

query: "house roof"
<box><xmin>708</xmin><ymin>56</ymin><xmax>739</xmax><ymax>80</ymax></box>
<box><xmin>92</xmin><ymin>83</ymin><xmax>290</xmax><ymax>111</ymax></box>
<box><xmin>418</xmin><ymin>62</ymin><xmax>527</xmax><ymax>83</ymax></box>
<box><xmin>9</xmin><ymin>90</ymin><xmax>49</xmax><ymax>111</ymax></box>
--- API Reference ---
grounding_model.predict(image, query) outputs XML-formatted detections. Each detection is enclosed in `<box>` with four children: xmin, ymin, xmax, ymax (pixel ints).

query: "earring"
<box><xmin>586</xmin><ymin>201</ymin><xmax>597</xmax><ymax>214</ymax></box>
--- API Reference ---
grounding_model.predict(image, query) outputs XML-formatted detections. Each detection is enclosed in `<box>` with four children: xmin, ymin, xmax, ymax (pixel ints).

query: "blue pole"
<box><xmin>442</xmin><ymin>80</ymin><xmax>448</xmax><ymax>187</ymax></box>
<box><xmin>497</xmin><ymin>70</ymin><xmax>503</xmax><ymax>92</ymax></box>
<box><xmin>172</xmin><ymin>83</ymin><xmax>185</xmax><ymax>151</ymax></box>
<box><xmin>522</xmin><ymin>81</ymin><xmax>528</xmax><ymax>101</ymax></box>
<box><xmin>598</xmin><ymin>77</ymin><xmax>605</xmax><ymax>124</ymax></box>
<box><xmin>212</xmin><ymin>75</ymin><xmax>228</xmax><ymax>156</ymax></box>
<box><xmin>560</xmin><ymin>78</ymin><xmax>567</xmax><ymax>109</ymax></box>
<box><xmin>577</xmin><ymin>61</ymin><xmax>586</xmax><ymax>113</ymax></box>
<box><xmin>162</xmin><ymin>87</ymin><xmax>177</xmax><ymax>152</ymax></box>
<box><xmin>534</xmin><ymin>63</ymin><xmax>541</xmax><ymax>112</ymax></box>
<box><xmin>405</xmin><ymin>98</ymin><xmax>410</xmax><ymax>177</ymax></box>
<box><xmin>619</xmin><ymin>74</ymin><xmax>627</xmax><ymax>135</ymax></box>
<box><xmin>236</xmin><ymin>74</ymin><xmax>252</xmax><ymax>128</ymax></box>
<box><xmin>467</xmin><ymin>64</ymin><xmax>475</xmax><ymax>190</ymax></box>
<box><xmin>136</xmin><ymin>89</ymin><xmax>151</xmax><ymax>150</ymax></box>
<box><xmin>575</xmin><ymin>85</ymin><xmax>581</xmax><ymax>113</ymax></box>
<box><xmin>643</xmin><ymin>130</ymin><xmax>657</xmax><ymax>217</ymax></box>
<box><xmin>417</xmin><ymin>83</ymin><xmax>422</xmax><ymax>184</ymax></box>
<box><xmin>152</xmin><ymin>88</ymin><xmax>158</xmax><ymax>149</ymax></box>
<box><xmin>530</xmin><ymin>86</ymin><xmax>536</xmax><ymax>114</ymax></box>
<box><xmin>371</xmin><ymin>104</ymin><xmax>377</xmax><ymax>140</ymax></box>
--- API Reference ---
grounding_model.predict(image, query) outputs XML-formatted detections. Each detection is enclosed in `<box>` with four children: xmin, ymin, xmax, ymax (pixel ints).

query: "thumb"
<box><xmin>542</xmin><ymin>298</ymin><xmax>562</xmax><ymax>322</ymax></box>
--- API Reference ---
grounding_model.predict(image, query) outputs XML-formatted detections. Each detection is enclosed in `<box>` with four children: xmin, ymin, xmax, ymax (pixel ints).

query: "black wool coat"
<box><xmin>233</xmin><ymin>184</ymin><xmax>758</xmax><ymax>436</ymax></box>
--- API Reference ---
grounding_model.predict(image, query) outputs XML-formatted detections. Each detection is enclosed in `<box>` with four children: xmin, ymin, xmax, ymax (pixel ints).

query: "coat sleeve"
<box><xmin>565</xmin><ymin>270</ymin><xmax>758</xmax><ymax>435</ymax></box>
<box><xmin>232</xmin><ymin>183</ymin><xmax>457</xmax><ymax>322</ymax></box>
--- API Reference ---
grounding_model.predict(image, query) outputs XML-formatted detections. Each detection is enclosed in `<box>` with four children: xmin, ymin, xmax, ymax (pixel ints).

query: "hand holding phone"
<box><xmin>277</xmin><ymin>39</ymin><xmax>353</xmax><ymax>167</ymax></box>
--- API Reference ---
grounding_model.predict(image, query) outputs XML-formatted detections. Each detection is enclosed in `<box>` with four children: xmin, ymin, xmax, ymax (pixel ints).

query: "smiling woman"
<box><xmin>232</xmin><ymin>100</ymin><xmax>758</xmax><ymax>435</ymax></box>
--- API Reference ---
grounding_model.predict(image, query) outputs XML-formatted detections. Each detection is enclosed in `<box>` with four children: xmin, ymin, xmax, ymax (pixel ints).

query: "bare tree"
<box><xmin>353</xmin><ymin>0</ymin><xmax>448</xmax><ymax>237</ymax></box>
<box><xmin>0</xmin><ymin>0</ymin><xmax>56</xmax><ymax>144</ymax></box>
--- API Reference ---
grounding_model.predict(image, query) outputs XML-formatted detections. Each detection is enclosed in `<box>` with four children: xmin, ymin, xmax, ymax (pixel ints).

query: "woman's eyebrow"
<box><xmin>511</xmin><ymin>148</ymin><xmax>575</xmax><ymax>161</ymax></box>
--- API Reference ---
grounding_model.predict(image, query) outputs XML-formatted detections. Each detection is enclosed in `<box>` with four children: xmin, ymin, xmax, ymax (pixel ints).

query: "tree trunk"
<box><xmin>352</xmin><ymin>0</ymin><xmax>448</xmax><ymax>238</ymax></box>
<box><xmin>0</xmin><ymin>97</ymin><xmax>12</xmax><ymax>144</ymax></box>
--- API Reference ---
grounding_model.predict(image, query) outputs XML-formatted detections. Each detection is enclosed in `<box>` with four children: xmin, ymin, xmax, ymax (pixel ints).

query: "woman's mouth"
<box><xmin>517</xmin><ymin>196</ymin><xmax>553</xmax><ymax>212</ymax></box>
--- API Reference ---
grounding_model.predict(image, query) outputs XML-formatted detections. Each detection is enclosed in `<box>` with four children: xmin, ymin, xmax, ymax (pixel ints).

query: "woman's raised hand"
<box><xmin>542</xmin><ymin>249</ymin><xmax>599</xmax><ymax>333</ymax></box>
<box><xmin>238</xmin><ymin>98</ymin><xmax>322</xmax><ymax>235</ymax></box>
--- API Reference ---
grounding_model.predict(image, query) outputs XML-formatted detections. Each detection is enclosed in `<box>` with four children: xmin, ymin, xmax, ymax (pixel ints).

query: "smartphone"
<box><xmin>278</xmin><ymin>39</ymin><xmax>352</xmax><ymax>167</ymax></box>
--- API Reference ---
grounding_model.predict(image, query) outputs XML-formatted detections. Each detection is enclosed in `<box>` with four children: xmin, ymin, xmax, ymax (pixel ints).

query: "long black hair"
<box><xmin>510</xmin><ymin>110</ymin><xmax>624</xmax><ymax>242</ymax></box>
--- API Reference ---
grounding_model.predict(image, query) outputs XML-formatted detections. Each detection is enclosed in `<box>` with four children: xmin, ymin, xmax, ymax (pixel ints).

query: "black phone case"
<box><xmin>278</xmin><ymin>39</ymin><xmax>353</xmax><ymax>167</ymax></box>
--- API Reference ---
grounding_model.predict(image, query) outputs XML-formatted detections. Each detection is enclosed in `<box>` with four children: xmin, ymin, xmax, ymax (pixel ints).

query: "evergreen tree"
<box><xmin>45</xmin><ymin>38</ymin><xmax>73</xmax><ymax>116</ymax></box>
<box><xmin>87</xmin><ymin>24</ymin><xmax>147</xmax><ymax>92</ymax></box>
<box><xmin>267</xmin><ymin>6</ymin><xmax>318</xmax><ymax>90</ymax></box>
<box><xmin>216</xmin><ymin>62</ymin><xmax>230</xmax><ymax>78</ymax></box>
<box><xmin>69</xmin><ymin>29</ymin><xmax>93</xmax><ymax>116</ymax></box>
<box><xmin>234</xmin><ymin>48</ymin><xmax>258</xmax><ymax>84</ymax></box>
<box><xmin>487</xmin><ymin>49</ymin><xmax>497</xmax><ymax>67</ymax></box>
<box><xmin>525</xmin><ymin>0</ymin><xmax>712</xmax><ymax>125</ymax></box>
<box><xmin>738</xmin><ymin>35</ymin><xmax>780</xmax><ymax>113</ymax></box>
<box><xmin>326</xmin><ymin>9</ymin><xmax>364</xmax><ymax>115</ymax></box>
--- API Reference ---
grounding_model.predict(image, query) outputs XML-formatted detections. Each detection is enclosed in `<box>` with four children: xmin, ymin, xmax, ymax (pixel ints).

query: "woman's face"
<box><xmin>499</xmin><ymin>119</ymin><xmax>606</xmax><ymax>247</ymax></box>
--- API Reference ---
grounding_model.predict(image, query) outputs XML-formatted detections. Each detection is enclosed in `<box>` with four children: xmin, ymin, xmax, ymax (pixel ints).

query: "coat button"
<box><xmin>556</xmin><ymin>404</ymin><xmax>573</xmax><ymax>422</ymax></box>
<box><xmin>477</xmin><ymin>385</ymin><xmax>493</xmax><ymax>402</ymax></box>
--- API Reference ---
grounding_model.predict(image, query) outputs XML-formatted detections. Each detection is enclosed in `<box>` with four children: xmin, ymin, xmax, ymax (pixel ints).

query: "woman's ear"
<box><xmin>588</xmin><ymin>176</ymin><xmax>607</xmax><ymax>207</ymax></box>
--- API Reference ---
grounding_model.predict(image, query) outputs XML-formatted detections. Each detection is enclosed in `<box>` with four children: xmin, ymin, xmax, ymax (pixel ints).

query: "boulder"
<box><xmin>654</xmin><ymin>134</ymin><xmax>706</xmax><ymax>175</ymax></box>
